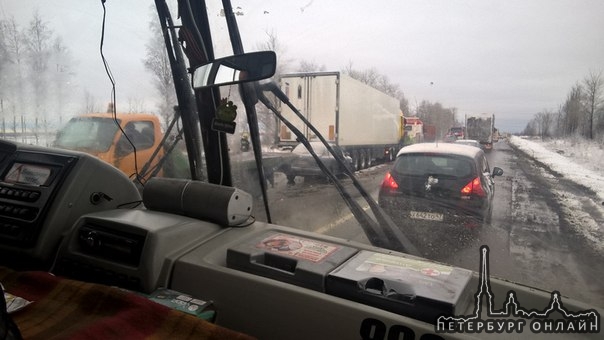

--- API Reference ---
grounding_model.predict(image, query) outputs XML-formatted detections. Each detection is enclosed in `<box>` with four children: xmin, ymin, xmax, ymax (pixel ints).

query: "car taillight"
<box><xmin>381</xmin><ymin>172</ymin><xmax>399</xmax><ymax>191</ymax></box>
<box><xmin>461</xmin><ymin>177</ymin><xmax>485</xmax><ymax>197</ymax></box>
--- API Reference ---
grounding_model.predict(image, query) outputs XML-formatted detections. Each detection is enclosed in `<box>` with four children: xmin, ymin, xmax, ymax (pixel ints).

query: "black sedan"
<box><xmin>285</xmin><ymin>142</ymin><xmax>354</xmax><ymax>184</ymax></box>
<box><xmin>378</xmin><ymin>143</ymin><xmax>503</xmax><ymax>229</ymax></box>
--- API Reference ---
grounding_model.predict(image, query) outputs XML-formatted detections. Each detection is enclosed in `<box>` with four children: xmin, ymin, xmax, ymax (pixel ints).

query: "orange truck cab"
<box><xmin>54</xmin><ymin>112</ymin><xmax>165</xmax><ymax>180</ymax></box>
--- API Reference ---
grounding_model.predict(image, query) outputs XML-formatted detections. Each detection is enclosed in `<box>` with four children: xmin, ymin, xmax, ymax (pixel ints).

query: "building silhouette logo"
<box><xmin>436</xmin><ymin>245</ymin><xmax>601</xmax><ymax>334</ymax></box>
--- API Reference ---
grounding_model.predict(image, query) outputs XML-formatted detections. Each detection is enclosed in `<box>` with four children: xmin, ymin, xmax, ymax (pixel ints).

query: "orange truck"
<box><xmin>54</xmin><ymin>112</ymin><xmax>165</xmax><ymax>180</ymax></box>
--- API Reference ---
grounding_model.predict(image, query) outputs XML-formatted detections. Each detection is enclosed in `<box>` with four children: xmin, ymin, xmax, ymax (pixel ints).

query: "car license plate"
<box><xmin>410</xmin><ymin>211</ymin><xmax>444</xmax><ymax>221</ymax></box>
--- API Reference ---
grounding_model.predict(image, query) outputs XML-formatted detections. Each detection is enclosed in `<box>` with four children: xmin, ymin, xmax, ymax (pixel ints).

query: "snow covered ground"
<box><xmin>508</xmin><ymin>135</ymin><xmax>604</xmax><ymax>251</ymax></box>
<box><xmin>509</xmin><ymin>136</ymin><xmax>604</xmax><ymax>203</ymax></box>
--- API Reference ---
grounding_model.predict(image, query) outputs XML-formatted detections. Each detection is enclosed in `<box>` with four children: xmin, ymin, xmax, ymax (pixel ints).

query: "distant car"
<box><xmin>442</xmin><ymin>134</ymin><xmax>457</xmax><ymax>143</ymax></box>
<box><xmin>449</xmin><ymin>126</ymin><xmax>465</xmax><ymax>139</ymax></box>
<box><xmin>454</xmin><ymin>139</ymin><xmax>482</xmax><ymax>149</ymax></box>
<box><xmin>286</xmin><ymin>141</ymin><xmax>354</xmax><ymax>183</ymax></box>
<box><xmin>378</xmin><ymin>143</ymin><xmax>504</xmax><ymax>229</ymax></box>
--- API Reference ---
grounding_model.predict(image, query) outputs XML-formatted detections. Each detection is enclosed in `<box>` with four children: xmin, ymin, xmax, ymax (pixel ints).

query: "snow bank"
<box><xmin>509</xmin><ymin>136</ymin><xmax>604</xmax><ymax>203</ymax></box>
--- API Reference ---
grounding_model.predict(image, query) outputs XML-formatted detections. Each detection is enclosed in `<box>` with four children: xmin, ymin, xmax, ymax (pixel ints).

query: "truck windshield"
<box><xmin>3</xmin><ymin>0</ymin><xmax>603</xmax><ymax>310</ymax></box>
<box><xmin>54</xmin><ymin>117</ymin><xmax>120</xmax><ymax>152</ymax></box>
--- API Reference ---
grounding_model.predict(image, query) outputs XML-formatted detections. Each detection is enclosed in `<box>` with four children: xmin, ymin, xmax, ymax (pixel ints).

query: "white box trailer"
<box><xmin>278</xmin><ymin>72</ymin><xmax>403</xmax><ymax>169</ymax></box>
<box><xmin>465</xmin><ymin>113</ymin><xmax>495</xmax><ymax>150</ymax></box>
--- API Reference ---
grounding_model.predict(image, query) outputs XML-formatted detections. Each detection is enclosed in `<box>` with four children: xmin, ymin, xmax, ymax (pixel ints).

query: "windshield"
<box><xmin>394</xmin><ymin>154</ymin><xmax>473</xmax><ymax>178</ymax></box>
<box><xmin>292</xmin><ymin>142</ymin><xmax>329</xmax><ymax>156</ymax></box>
<box><xmin>2</xmin><ymin>0</ymin><xmax>603</xmax><ymax>310</ymax></box>
<box><xmin>54</xmin><ymin>117</ymin><xmax>120</xmax><ymax>152</ymax></box>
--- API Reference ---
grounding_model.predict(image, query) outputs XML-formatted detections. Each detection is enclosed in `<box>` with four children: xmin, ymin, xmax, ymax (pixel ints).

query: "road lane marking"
<box><xmin>314</xmin><ymin>204</ymin><xmax>371</xmax><ymax>234</ymax></box>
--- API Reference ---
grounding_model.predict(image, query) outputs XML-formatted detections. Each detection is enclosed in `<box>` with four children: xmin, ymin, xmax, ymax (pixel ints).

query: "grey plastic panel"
<box><xmin>226</xmin><ymin>230</ymin><xmax>358</xmax><ymax>291</ymax></box>
<box><xmin>0</xmin><ymin>141</ymin><xmax>141</xmax><ymax>269</ymax></box>
<box><xmin>171</xmin><ymin>222</ymin><xmax>603</xmax><ymax>340</ymax></box>
<box><xmin>55</xmin><ymin>209</ymin><xmax>225</xmax><ymax>293</ymax></box>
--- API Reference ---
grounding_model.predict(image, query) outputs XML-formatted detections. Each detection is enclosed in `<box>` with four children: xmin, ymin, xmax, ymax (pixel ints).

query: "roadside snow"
<box><xmin>509</xmin><ymin>136</ymin><xmax>604</xmax><ymax>203</ymax></box>
<box><xmin>509</xmin><ymin>135</ymin><xmax>604</xmax><ymax>252</ymax></box>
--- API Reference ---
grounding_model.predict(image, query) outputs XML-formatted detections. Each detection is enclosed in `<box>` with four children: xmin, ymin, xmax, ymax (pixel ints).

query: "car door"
<box><xmin>479</xmin><ymin>154</ymin><xmax>495</xmax><ymax>200</ymax></box>
<box><xmin>114</xmin><ymin>120</ymin><xmax>156</xmax><ymax>178</ymax></box>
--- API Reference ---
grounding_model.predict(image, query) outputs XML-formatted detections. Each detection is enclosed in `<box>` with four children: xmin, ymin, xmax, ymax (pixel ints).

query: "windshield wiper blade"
<box><xmin>219</xmin><ymin>0</ymin><xmax>273</xmax><ymax>223</ymax></box>
<box><xmin>258</xmin><ymin>82</ymin><xmax>420</xmax><ymax>256</ymax></box>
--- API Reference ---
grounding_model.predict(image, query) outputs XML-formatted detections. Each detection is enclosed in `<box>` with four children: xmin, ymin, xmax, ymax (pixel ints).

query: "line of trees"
<box><xmin>523</xmin><ymin>71</ymin><xmax>604</xmax><ymax>141</ymax></box>
<box><xmin>0</xmin><ymin>11</ymin><xmax>75</xmax><ymax>134</ymax></box>
<box><xmin>143</xmin><ymin>12</ymin><xmax>176</xmax><ymax>127</ymax></box>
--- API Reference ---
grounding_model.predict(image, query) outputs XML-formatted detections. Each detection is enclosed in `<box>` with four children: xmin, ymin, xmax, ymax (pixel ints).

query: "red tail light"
<box><xmin>381</xmin><ymin>172</ymin><xmax>399</xmax><ymax>191</ymax></box>
<box><xmin>461</xmin><ymin>177</ymin><xmax>485</xmax><ymax>197</ymax></box>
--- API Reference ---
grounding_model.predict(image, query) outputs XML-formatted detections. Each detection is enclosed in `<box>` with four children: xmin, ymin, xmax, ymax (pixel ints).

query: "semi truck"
<box><xmin>403</xmin><ymin>116</ymin><xmax>424</xmax><ymax>144</ymax></box>
<box><xmin>465</xmin><ymin>113</ymin><xmax>495</xmax><ymax>150</ymax></box>
<box><xmin>278</xmin><ymin>72</ymin><xmax>403</xmax><ymax>170</ymax></box>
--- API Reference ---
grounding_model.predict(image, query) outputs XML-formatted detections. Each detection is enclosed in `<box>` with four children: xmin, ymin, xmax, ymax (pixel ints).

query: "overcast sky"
<box><xmin>2</xmin><ymin>0</ymin><xmax>603</xmax><ymax>132</ymax></box>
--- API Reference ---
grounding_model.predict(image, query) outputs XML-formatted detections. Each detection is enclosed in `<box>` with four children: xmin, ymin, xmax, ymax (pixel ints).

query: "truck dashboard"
<box><xmin>1</xmin><ymin>1</ymin><xmax>602</xmax><ymax>339</ymax></box>
<box><xmin>1</xmin><ymin>140</ymin><xmax>600</xmax><ymax>339</ymax></box>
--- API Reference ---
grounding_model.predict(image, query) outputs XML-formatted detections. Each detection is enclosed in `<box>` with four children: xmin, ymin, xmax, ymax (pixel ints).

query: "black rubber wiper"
<box><xmin>154</xmin><ymin>0</ymin><xmax>204</xmax><ymax>181</ymax></box>
<box><xmin>257</xmin><ymin>82</ymin><xmax>420</xmax><ymax>256</ymax></box>
<box><xmin>220</xmin><ymin>0</ymin><xmax>272</xmax><ymax>222</ymax></box>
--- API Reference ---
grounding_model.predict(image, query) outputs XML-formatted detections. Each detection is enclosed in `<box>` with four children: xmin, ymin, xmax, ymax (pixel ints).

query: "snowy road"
<box><xmin>260</xmin><ymin>138</ymin><xmax>604</xmax><ymax>308</ymax></box>
<box><xmin>408</xmin><ymin>140</ymin><xmax>604</xmax><ymax>307</ymax></box>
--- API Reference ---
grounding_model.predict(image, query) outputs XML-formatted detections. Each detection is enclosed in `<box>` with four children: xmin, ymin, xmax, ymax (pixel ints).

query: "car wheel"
<box><xmin>286</xmin><ymin>174</ymin><xmax>296</xmax><ymax>185</ymax></box>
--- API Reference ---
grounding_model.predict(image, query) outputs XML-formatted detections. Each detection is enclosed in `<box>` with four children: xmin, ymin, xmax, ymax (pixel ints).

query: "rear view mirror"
<box><xmin>492</xmin><ymin>167</ymin><xmax>504</xmax><ymax>177</ymax></box>
<box><xmin>192</xmin><ymin>51</ymin><xmax>276</xmax><ymax>89</ymax></box>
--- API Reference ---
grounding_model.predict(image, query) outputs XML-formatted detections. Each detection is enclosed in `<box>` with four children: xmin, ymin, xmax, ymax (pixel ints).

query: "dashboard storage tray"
<box><xmin>325</xmin><ymin>250</ymin><xmax>473</xmax><ymax>324</ymax></box>
<box><xmin>226</xmin><ymin>231</ymin><xmax>357</xmax><ymax>291</ymax></box>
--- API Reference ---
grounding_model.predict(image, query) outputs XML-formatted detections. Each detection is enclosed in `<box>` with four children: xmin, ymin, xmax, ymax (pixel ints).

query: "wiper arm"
<box><xmin>139</xmin><ymin>106</ymin><xmax>182</xmax><ymax>180</ymax></box>
<box><xmin>256</xmin><ymin>89</ymin><xmax>387</xmax><ymax>244</ymax></box>
<box><xmin>221</xmin><ymin>0</ymin><xmax>272</xmax><ymax>223</ymax></box>
<box><xmin>258</xmin><ymin>82</ymin><xmax>419</xmax><ymax>256</ymax></box>
<box><xmin>154</xmin><ymin>0</ymin><xmax>204</xmax><ymax>181</ymax></box>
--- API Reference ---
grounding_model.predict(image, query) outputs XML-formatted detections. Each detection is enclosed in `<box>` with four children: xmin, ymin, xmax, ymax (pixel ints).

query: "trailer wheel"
<box><xmin>361</xmin><ymin>150</ymin><xmax>368</xmax><ymax>169</ymax></box>
<box><xmin>353</xmin><ymin>150</ymin><xmax>362</xmax><ymax>171</ymax></box>
<box><xmin>366</xmin><ymin>150</ymin><xmax>373</xmax><ymax>168</ymax></box>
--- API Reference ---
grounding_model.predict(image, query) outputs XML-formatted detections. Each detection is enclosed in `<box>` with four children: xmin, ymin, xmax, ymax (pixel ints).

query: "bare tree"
<box><xmin>298</xmin><ymin>60</ymin><xmax>326</xmax><ymax>72</ymax></box>
<box><xmin>23</xmin><ymin>11</ymin><xmax>55</xmax><ymax>144</ymax></box>
<box><xmin>582</xmin><ymin>70</ymin><xmax>603</xmax><ymax>140</ymax></box>
<box><xmin>0</xmin><ymin>21</ymin><xmax>9</xmax><ymax>94</ymax></box>
<box><xmin>522</xmin><ymin>120</ymin><xmax>537</xmax><ymax>136</ymax></box>
<box><xmin>1</xmin><ymin>18</ymin><xmax>26</xmax><ymax>119</ymax></box>
<box><xmin>143</xmin><ymin>14</ymin><xmax>175</xmax><ymax>126</ymax></box>
<box><xmin>561</xmin><ymin>83</ymin><xmax>584</xmax><ymax>136</ymax></box>
<box><xmin>416</xmin><ymin>100</ymin><xmax>458</xmax><ymax>138</ymax></box>
<box><xmin>343</xmin><ymin>62</ymin><xmax>410</xmax><ymax>115</ymax></box>
<box><xmin>24</xmin><ymin>11</ymin><xmax>53</xmax><ymax>116</ymax></box>
<box><xmin>399</xmin><ymin>95</ymin><xmax>410</xmax><ymax>117</ymax></box>
<box><xmin>49</xmin><ymin>37</ymin><xmax>74</xmax><ymax>125</ymax></box>
<box><xmin>255</xmin><ymin>30</ymin><xmax>290</xmax><ymax>78</ymax></box>
<box><xmin>534</xmin><ymin>110</ymin><xmax>555</xmax><ymax>140</ymax></box>
<box><xmin>552</xmin><ymin>108</ymin><xmax>565</xmax><ymax>138</ymax></box>
<box><xmin>254</xmin><ymin>30</ymin><xmax>292</xmax><ymax>146</ymax></box>
<box><xmin>81</xmin><ymin>90</ymin><xmax>100</xmax><ymax>114</ymax></box>
<box><xmin>127</xmin><ymin>97</ymin><xmax>147</xmax><ymax>113</ymax></box>
<box><xmin>0</xmin><ymin>20</ymin><xmax>8</xmax><ymax>130</ymax></box>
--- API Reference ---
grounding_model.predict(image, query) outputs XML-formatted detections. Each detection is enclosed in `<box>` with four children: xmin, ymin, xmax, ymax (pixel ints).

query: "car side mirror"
<box><xmin>492</xmin><ymin>167</ymin><xmax>504</xmax><ymax>177</ymax></box>
<box><xmin>192</xmin><ymin>51</ymin><xmax>277</xmax><ymax>89</ymax></box>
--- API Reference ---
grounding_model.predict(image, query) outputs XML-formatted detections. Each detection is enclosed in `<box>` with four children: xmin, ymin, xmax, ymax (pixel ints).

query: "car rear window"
<box><xmin>393</xmin><ymin>154</ymin><xmax>474</xmax><ymax>178</ymax></box>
